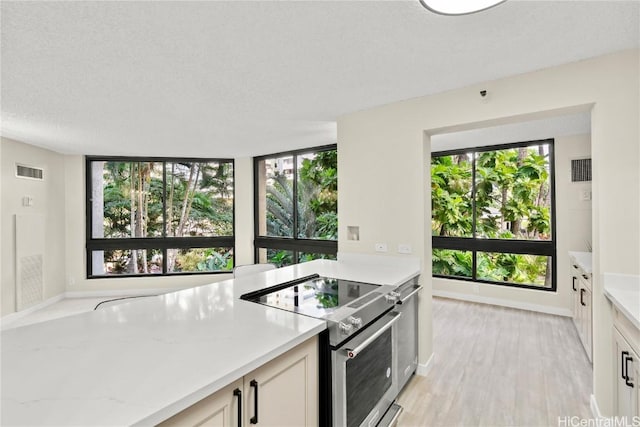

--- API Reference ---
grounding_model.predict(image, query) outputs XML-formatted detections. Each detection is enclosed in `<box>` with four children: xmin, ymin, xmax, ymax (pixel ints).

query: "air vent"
<box><xmin>16</xmin><ymin>164</ymin><xmax>44</xmax><ymax>180</ymax></box>
<box><xmin>15</xmin><ymin>214</ymin><xmax>45</xmax><ymax>311</ymax></box>
<box><xmin>17</xmin><ymin>254</ymin><xmax>44</xmax><ymax>310</ymax></box>
<box><xmin>571</xmin><ymin>158</ymin><xmax>591</xmax><ymax>182</ymax></box>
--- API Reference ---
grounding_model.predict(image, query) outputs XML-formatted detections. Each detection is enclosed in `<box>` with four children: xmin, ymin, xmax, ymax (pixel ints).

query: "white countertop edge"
<box><xmin>603</xmin><ymin>273</ymin><xmax>640</xmax><ymax>330</ymax></box>
<box><xmin>134</xmin><ymin>323</ymin><xmax>326</xmax><ymax>426</ymax></box>
<box><xmin>568</xmin><ymin>251</ymin><xmax>593</xmax><ymax>274</ymax></box>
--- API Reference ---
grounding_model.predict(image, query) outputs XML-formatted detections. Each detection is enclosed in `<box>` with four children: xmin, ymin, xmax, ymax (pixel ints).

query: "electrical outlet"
<box><xmin>398</xmin><ymin>244</ymin><xmax>412</xmax><ymax>254</ymax></box>
<box><xmin>375</xmin><ymin>243</ymin><xmax>388</xmax><ymax>252</ymax></box>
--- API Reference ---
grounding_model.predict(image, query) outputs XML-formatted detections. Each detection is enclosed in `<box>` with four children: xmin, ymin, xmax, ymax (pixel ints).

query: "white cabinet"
<box><xmin>613</xmin><ymin>329</ymin><xmax>638</xmax><ymax>419</ymax></box>
<box><xmin>612</xmin><ymin>307</ymin><xmax>640</xmax><ymax>420</ymax></box>
<box><xmin>570</xmin><ymin>260</ymin><xmax>592</xmax><ymax>362</ymax></box>
<box><xmin>570</xmin><ymin>264</ymin><xmax>581</xmax><ymax>319</ymax></box>
<box><xmin>246</xmin><ymin>335</ymin><xmax>318</xmax><ymax>427</ymax></box>
<box><xmin>159</xmin><ymin>379</ymin><xmax>243</xmax><ymax>427</ymax></box>
<box><xmin>160</xmin><ymin>336</ymin><xmax>318</xmax><ymax>427</ymax></box>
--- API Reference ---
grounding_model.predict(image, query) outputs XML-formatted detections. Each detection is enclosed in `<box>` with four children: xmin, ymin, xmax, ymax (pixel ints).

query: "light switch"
<box><xmin>398</xmin><ymin>244</ymin><xmax>412</xmax><ymax>254</ymax></box>
<box><xmin>22</xmin><ymin>196</ymin><xmax>34</xmax><ymax>207</ymax></box>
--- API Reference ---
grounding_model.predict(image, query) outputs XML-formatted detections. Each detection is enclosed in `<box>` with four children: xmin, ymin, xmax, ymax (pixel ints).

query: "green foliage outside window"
<box><xmin>265</xmin><ymin>150</ymin><xmax>337</xmax><ymax>241</ymax></box>
<box><xmin>299</xmin><ymin>150</ymin><xmax>338</xmax><ymax>240</ymax></box>
<box><xmin>432</xmin><ymin>144</ymin><xmax>553</xmax><ymax>287</ymax></box>
<box><xmin>259</xmin><ymin>148</ymin><xmax>338</xmax><ymax>266</ymax></box>
<box><xmin>93</xmin><ymin>160</ymin><xmax>234</xmax><ymax>275</ymax></box>
<box><xmin>432</xmin><ymin>249</ymin><xmax>472</xmax><ymax>278</ymax></box>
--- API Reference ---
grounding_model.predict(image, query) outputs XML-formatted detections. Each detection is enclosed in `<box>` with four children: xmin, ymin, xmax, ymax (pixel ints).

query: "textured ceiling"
<box><xmin>1</xmin><ymin>1</ymin><xmax>638</xmax><ymax>158</ymax></box>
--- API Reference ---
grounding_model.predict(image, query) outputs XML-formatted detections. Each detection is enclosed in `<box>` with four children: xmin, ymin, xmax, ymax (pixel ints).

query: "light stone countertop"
<box><xmin>569</xmin><ymin>251</ymin><xmax>592</xmax><ymax>274</ymax></box>
<box><xmin>1</xmin><ymin>256</ymin><xmax>420</xmax><ymax>426</ymax></box>
<box><xmin>604</xmin><ymin>273</ymin><xmax>640</xmax><ymax>330</ymax></box>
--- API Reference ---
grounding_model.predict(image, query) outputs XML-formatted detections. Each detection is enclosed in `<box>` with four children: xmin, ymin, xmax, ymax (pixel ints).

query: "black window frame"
<box><xmin>431</xmin><ymin>139</ymin><xmax>557</xmax><ymax>292</ymax></box>
<box><xmin>253</xmin><ymin>144</ymin><xmax>338</xmax><ymax>264</ymax></box>
<box><xmin>86</xmin><ymin>156</ymin><xmax>235</xmax><ymax>279</ymax></box>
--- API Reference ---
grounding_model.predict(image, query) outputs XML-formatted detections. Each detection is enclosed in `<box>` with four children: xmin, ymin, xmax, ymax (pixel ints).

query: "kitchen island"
<box><xmin>1</xmin><ymin>256</ymin><xmax>420</xmax><ymax>426</ymax></box>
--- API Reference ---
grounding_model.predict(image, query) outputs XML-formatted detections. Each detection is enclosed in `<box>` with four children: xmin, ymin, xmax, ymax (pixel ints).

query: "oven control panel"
<box><xmin>328</xmin><ymin>288</ymin><xmax>399</xmax><ymax>346</ymax></box>
<box><xmin>347</xmin><ymin>315</ymin><xmax>362</xmax><ymax>327</ymax></box>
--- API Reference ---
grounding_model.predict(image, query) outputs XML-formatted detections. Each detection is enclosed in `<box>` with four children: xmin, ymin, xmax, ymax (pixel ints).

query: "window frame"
<box><xmin>431</xmin><ymin>139</ymin><xmax>557</xmax><ymax>291</ymax></box>
<box><xmin>85</xmin><ymin>155</ymin><xmax>235</xmax><ymax>279</ymax></box>
<box><xmin>253</xmin><ymin>144</ymin><xmax>338</xmax><ymax>265</ymax></box>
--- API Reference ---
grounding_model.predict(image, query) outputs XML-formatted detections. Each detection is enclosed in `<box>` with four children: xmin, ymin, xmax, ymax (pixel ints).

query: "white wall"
<box><xmin>1</xmin><ymin>138</ymin><xmax>67</xmax><ymax>316</ymax></box>
<box><xmin>337</xmin><ymin>49</ymin><xmax>639</xmax><ymax>415</ymax></box>
<box><xmin>431</xmin><ymin>133</ymin><xmax>592</xmax><ymax>316</ymax></box>
<box><xmin>0</xmin><ymin>137</ymin><xmax>3</xmax><ymax>316</ymax></box>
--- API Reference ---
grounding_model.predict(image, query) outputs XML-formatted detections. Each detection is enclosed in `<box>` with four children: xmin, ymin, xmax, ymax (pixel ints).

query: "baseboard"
<box><xmin>590</xmin><ymin>394</ymin><xmax>602</xmax><ymax>419</ymax></box>
<box><xmin>1</xmin><ymin>293</ymin><xmax>66</xmax><ymax>328</ymax></box>
<box><xmin>432</xmin><ymin>290</ymin><xmax>573</xmax><ymax>317</ymax></box>
<box><xmin>416</xmin><ymin>353</ymin><xmax>434</xmax><ymax>377</ymax></box>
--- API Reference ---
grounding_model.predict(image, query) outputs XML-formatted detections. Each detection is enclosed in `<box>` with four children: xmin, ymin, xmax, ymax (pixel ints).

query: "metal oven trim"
<box><xmin>331</xmin><ymin>311</ymin><xmax>401</xmax><ymax>427</ymax></box>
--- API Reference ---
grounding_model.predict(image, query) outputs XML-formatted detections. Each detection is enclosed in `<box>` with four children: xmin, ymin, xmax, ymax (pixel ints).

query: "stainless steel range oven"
<box><xmin>332</xmin><ymin>310</ymin><xmax>400</xmax><ymax>427</ymax></box>
<box><xmin>241</xmin><ymin>274</ymin><xmax>404</xmax><ymax>427</ymax></box>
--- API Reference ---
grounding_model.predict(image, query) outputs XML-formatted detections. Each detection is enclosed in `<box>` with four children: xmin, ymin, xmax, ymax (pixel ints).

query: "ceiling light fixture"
<box><xmin>419</xmin><ymin>0</ymin><xmax>507</xmax><ymax>15</ymax></box>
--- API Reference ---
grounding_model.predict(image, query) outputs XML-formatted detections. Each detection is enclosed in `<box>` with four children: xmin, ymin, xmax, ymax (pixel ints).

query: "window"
<box><xmin>431</xmin><ymin>140</ymin><xmax>556</xmax><ymax>290</ymax></box>
<box><xmin>254</xmin><ymin>145</ymin><xmax>337</xmax><ymax>266</ymax></box>
<box><xmin>86</xmin><ymin>157</ymin><xmax>234</xmax><ymax>277</ymax></box>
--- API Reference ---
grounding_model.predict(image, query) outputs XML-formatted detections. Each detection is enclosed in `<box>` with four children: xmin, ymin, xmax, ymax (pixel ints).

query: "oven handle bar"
<box><xmin>345</xmin><ymin>312</ymin><xmax>401</xmax><ymax>359</ymax></box>
<box><xmin>397</xmin><ymin>285</ymin><xmax>423</xmax><ymax>304</ymax></box>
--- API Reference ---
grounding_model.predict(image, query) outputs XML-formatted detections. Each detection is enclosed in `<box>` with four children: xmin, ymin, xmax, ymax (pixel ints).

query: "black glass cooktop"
<box><xmin>250</xmin><ymin>276</ymin><xmax>381</xmax><ymax>319</ymax></box>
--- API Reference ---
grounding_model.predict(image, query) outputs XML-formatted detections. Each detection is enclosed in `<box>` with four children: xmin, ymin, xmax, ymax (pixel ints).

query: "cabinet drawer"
<box><xmin>614</xmin><ymin>307</ymin><xmax>640</xmax><ymax>355</ymax></box>
<box><xmin>570</xmin><ymin>262</ymin><xmax>592</xmax><ymax>291</ymax></box>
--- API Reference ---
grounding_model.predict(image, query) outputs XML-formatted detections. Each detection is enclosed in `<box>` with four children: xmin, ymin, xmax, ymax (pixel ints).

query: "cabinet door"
<box><xmin>574</xmin><ymin>284</ymin><xmax>584</xmax><ymax>344</ymax></box>
<box><xmin>572</xmin><ymin>275</ymin><xmax>581</xmax><ymax>330</ymax></box>
<box><xmin>159</xmin><ymin>378</ymin><xmax>243</xmax><ymax>427</ymax></box>
<box><xmin>582</xmin><ymin>286</ymin><xmax>592</xmax><ymax>362</ymax></box>
<box><xmin>571</xmin><ymin>275</ymin><xmax>579</xmax><ymax>319</ymax></box>
<box><xmin>632</xmin><ymin>349</ymin><xmax>640</xmax><ymax>418</ymax></box>
<box><xmin>573</xmin><ymin>280</ymin><xmax>592</xmax><ymax>362</ymax></box>
<box><xmin>245</xmin><ymin>336</ymin><xmax>318</xmax><ymax>427</ymax></box>
<box><xmin>614</xmin><ymin>329</ymin><xmax>638</xmax><ymax>419</ymax></box>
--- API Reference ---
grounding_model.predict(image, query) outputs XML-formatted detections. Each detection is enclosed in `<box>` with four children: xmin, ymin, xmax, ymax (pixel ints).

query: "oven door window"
<box><xmin>345</xmin><ymin>327</ymin><xmax>393</xmax><ymax>427</ymax></box>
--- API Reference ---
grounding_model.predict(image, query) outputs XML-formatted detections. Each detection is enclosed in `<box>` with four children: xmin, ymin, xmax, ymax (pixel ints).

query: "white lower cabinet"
<box><xmin>614</xmin><ymin>329</ymin><xmax>639</xmax><ymax>419</ymax></box>
<box><xmin>159</xmin><ymin>379</ymin><xmax>244</xmax><ymax>427</ymax></box>
<box><xmin>580</xmin><ymin>282</ymin><xmax>592</xmax><ymax>361</ymax></box>
<box><xmin>570</xmin><ymin>261</ymin><xmax>592</xmax><ymax>362</ymax></box>
<box><xmin>160</xmin><ymin>336</ymin><xmax>318</xmax><ymax>427</ymax></box>
<box><xmin>613</xmin><ymin>307</ymin><xmax>640</xmax><ymax>420</ymax></box>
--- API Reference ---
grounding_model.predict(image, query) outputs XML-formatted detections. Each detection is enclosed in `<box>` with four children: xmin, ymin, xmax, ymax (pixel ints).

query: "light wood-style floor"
<box><xmin>397</xmin><ymin>297</ymin><xmax>592</xmax><ymax>427</ymax></box>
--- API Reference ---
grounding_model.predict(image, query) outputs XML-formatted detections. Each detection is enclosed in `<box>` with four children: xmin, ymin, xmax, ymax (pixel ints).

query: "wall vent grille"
<box><xmin>17</xmin><ymin>255</ymin><xmax>44</xmax><ymax>310</ymax></box>
<box><xmin>16</xmin><ymin>164</ymin><xmax>44</xmax><ymax>180</ymax></box>
<box><xmin>571</xmin><ymin>158</ymin><xmax>591</xmax><ymax>182</ymax></box>
<box><xmin>15</xmin><ymin>214</ymin><xmax>45</xmax><ymax>311</ymax></box>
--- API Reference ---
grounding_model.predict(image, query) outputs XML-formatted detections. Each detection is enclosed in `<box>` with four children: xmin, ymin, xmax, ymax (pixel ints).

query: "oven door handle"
<box><xmin>397</xmin><ymin>285</ymin><xmax>423</xmax><ymax>304</ymax></box>
<box><xmin>345</xmin><ymin>311</ymin><xmax>401</xmax><ymax>359</ymax></box>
